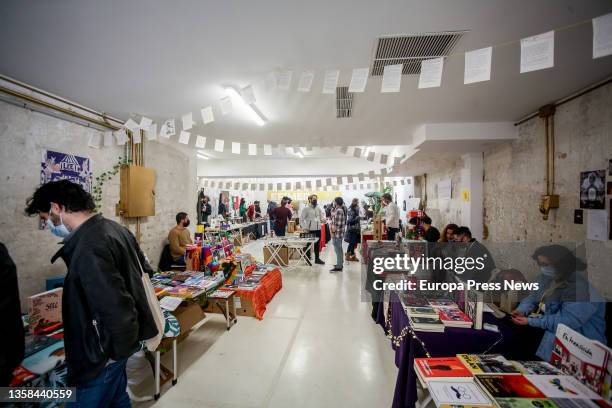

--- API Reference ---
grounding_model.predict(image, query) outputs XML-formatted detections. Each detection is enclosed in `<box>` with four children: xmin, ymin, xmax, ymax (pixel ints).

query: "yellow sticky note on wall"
<box><xmin>461</xmin><ymin>189</ymin><xmax>470</xmax><ymax>202</ymax></box>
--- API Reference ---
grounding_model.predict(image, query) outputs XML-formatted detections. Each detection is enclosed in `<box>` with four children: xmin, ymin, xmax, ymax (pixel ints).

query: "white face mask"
<box><xmin>47</xmin><ymin>207</ymin><xmax>70</xmax><ymax>238</ymax></box>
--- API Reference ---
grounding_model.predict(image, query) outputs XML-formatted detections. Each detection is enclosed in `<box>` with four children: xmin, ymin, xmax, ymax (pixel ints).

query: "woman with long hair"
<box><xmin>439</xmin><ymin>223</ymin><xmax>458</xmax><ymax>242</ymax></box>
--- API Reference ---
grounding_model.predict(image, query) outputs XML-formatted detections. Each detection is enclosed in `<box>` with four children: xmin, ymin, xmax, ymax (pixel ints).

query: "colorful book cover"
<box><xmin>10</xmin><ymin>366</ymin><xmax>38</xmax><ymax>386</ymax></box>
<box><xmin>28</xmin><ymin>288</ymin><xmax>63</xmax><ymax>334</ymax></box>
<box><xmin>525</xmin><ymin>376</ymin><xmax>601</xmax><ymax>400</ymax></box>
<box><xmin>551</xmin><ymin>324</ymin><xmax>608</xmax><ymax>395</ymax></box>
<box><xmin>24</xmin><ymin>333</ymin><xmax>61</xmax><ymax>358</ymax></box>
<box><xmin>458</xmin><ymin>354</ymin><xmax>522</xmax><ymax>375</ymax></box>
<box><xmin>428</xmin><ymin>379</ymin><xmax>494</xmax><ymax>406</ymax></box>
<box><xmin>21</xmin><ymin>340</ymin><xmax>65</xmax><ymax>375</ymax></box>
<box><xmin>476</xmin><ymin>375</ymin><xmax>546</xmax><ymax>399</ymax></box>
<box><xmin>496</xmin><ymin>398</ymin><xmax>557</xmax><ymax>408</ymax></box>
<box><xmin>159</xmin><ymin>285</ymin><xmax>206</xmax><ymax>299</ymax></box>
<box><xmin>411</xmin><ymin>316</ymin><xmax>444</xmax><ymax>325</ymax></box>
<box><xmin>415</xmin><ymin>357</ymin><xmax>473</xmax><ymax>380</ymax></box>
<box><xmin>439</xmin><ymin>308</ymin><xmax>473</xmax><ymax>324</ymax></box>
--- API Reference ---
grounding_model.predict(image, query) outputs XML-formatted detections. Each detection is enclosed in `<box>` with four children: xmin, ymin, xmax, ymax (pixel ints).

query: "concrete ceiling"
<box><xmin>1</xmin><ymin>0</ymin><xmax>612</xmax><ymax>149</ymax></box>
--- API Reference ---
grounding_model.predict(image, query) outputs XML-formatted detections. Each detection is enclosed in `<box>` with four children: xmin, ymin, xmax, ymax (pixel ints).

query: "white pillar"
<box><xmin>460</xmin><ymin>153</ymin><xmax>484</xmax><ymax>240</ymax></box>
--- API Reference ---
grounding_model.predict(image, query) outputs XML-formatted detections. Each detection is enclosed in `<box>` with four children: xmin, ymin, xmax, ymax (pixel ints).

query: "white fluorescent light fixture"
<box><xmin>225</xmin><ymin>86</ymin><xmax>267</xmax><ymax>126</ymax></box>
<box><xmin>196</xmin><ymin>152</ymin><xmax>210</xmax><ymax>160</ymax></box>
<box><xmin>295</xmin><ymin>152</ymin><xmax>304</xmax><ymax>159</ymax></box>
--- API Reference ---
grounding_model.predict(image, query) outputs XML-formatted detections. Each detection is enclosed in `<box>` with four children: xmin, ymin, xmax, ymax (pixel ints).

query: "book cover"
<box><xmin>24</xmin><ymin>333</ymin><xmax>61</xmax><ymax>358</ymax></box>
<box><xmin>496</xmin><ymin>398</ymin><xmax>557</xmax><ymax>408</ymax></box>
<box><xmin>464</xmin><ymin>289</ymin><xmax>484</xmax><ymax>330</ymax></box>
<box><xmin>407</xmin><ymin>306</ymin><xmax>439</xmax><ymax>317</ymax></box>
<box><xmin>551</xmin><ymin>399</ymin><xmax>612</xmax><ymax>408</ymax></box>
<box><xmin>428</xmin><ymin>379</ymin><xmax>494</xmax><ymax>406</ymax></box>
<box><xmin>439</xmin><ymin>308</ymin><xmax>473</xmax><ymax>326</ymax></box>
<box><xmin>429</xmin><ymin>299</ymin><xmax>460</xmax><ymax>309</ymax></box>
<box><xmin>525</xmin><ymin>376</ymin><xmax>601</xmax><ymax>400</ymax></box>
<box><xmin>28</xmin><ymin>288</ymin><xmax>63</xmax><ymax>334</ymax></box>
<box><xmin>22</xmin><ymin>340</ymin><xmax>65</xmax><ymax>375</ymax></box>
<box><xmin>551</xmin><ymin>324</ymin><xmax>608</xmax><ymax>395</ymax></box>
<box><xmin>458</xmin><ymin>354</ymin><xmax>523</xmax><ymax>375</ymax></box>
<box><xmin>9</xmin><ymin>366</ymin><xmax>38</xmax><ymax>386</ymax></box>
<box><xmin>415</xmin><ymin>357</ymin><xmax>473</xmax><ymax>380</ymax></box>
<box><xmin>514</xmin><ymin>361</ymin><xmax>563</xmax><ymax>375</ymax></box>
<box><xmin>476</xmin><ymin>375</ymin><xmax>546</xmax><ymax>399</ymax></box>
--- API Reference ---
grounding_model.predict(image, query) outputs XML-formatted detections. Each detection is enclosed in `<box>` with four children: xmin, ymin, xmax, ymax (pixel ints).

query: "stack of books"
<box><xmin>437</xmin><ymin>308</ymin><xmax>473</xmax><ymax>328</ymax></box>
<box><xmin>408</xmin><ymin>315</ymin><xmax>445</xmax><ymax>332</ymax></box>
<box><xmin>414</xmin><ymin>354</ymin><xmax>611</xmax><ymax>408</ymax></box>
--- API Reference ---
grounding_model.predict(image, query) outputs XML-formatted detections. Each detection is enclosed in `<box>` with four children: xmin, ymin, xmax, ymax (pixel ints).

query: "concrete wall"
<box><xmin>419</xmin><ymin>158</ymin><xmax>465</xmax><ymax>233</ymax></box>
<box><xmin>0</xmin><ymin>101</ymin><xmax>197</xmax><ymax>306</ymax></box>
<box><xmin>483</xmin><ymin>82</ymin><xmax>612</xmax><ymax>298</ymax></box>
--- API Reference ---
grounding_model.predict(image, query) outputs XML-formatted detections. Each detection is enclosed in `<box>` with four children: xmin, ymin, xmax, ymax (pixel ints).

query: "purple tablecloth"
<box><xmin>382</xmin><ymin>292</ymin><xmax>543</xmax><ymax>408</ymax></box>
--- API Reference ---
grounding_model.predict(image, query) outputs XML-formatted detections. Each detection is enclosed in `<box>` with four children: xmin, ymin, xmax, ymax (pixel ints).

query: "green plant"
<box><xmin>92</xmin><ymin>156</ymin><xmax>131</xmax><ymax>211</ymax></box>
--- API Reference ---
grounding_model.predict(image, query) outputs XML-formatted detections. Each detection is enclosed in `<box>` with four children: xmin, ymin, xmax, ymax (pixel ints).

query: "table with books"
<box><xmin>218</xmin><ymin>265</ymin><xmax>282</xmax><ymax>320</ymax></box>
<box><xmin>382</xmin><ymin>291</ymin><xmax>545</xmax><ymax>408</ymax></box>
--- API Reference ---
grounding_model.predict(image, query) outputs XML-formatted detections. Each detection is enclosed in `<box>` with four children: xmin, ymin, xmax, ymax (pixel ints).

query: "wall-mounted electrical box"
<box><xmin>117</xmin><ymin>165</ymin><xmax>156</xmax><ymax>217</ymax></box>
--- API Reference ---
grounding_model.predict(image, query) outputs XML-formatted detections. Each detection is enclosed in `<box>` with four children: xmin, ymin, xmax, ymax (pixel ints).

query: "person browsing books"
<box><xmin>381</xmin><ymin>193</ymin><xmax>400</xmax><ymax>241</ymax></box>
<box><xmin>168</xmin><ymin>212</ymin><xmax>193</xmax><ymax>265</ymax></box>
<box><xmin>25</xmin><ymin>179</ymin><xmax>158</xmax><ymax>406</ymax></box>
<box><xmin>299</xmin><ymin>194</ymin><xmax>326</xmax><ymax>265</ymax></box>
<box><xmin>511</xmin><ymin>245</ymin><xmax>606</xmax><ymax>361</ymax></box>
<box><xmin>272</xmin><ymin>198</ymin><xmax>292</xmax><ymax>236</ymax></box>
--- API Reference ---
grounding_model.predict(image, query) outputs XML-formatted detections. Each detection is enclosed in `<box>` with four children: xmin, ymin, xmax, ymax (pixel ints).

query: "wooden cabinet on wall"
<box><xmin>117</xmin><ymin>165</ymin><xmax>156</xmax><ymax>217</ymax></box>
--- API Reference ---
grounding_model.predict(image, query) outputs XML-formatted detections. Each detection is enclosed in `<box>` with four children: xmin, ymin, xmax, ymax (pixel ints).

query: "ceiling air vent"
<box><xmin>336</xmin><ymin>86</ymin><xmax>353</xmax><ymax>118</ymax></box>
<box><xmin>370</xmin><ymin>31</ymin><xmax>467</xmax><ymax>76</ymax></box>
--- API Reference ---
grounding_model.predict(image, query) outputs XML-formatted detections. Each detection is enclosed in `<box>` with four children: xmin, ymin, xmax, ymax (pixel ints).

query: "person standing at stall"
<box><xmin>344</xmin><ymin>198</ymin><xmax>361</xmax><ymax>262</ymax></box>
<box><xmin>200</xmin><ymin>195</ymin><xmax>212</xmax><ymax>225</ymax></box>
<box><xmin>300</xmin><ymin>194</ymin><xmax>326</xmax><ymax>265</ymax></box>
<box><xmin>0</xmin><ymin>243</ymin><xmax>24</xmax><ymax>386</ymax></box>
<box><xmin>239</xmin><ymin>198</ymin><xmax>247</xmax><ymax>222</ymax></box>
<box><xmin>330</xmin><ymin>197</ymin><xmax>347</xmax><ymax>272</ymax></box>
<box><xmin>272</xmin><ymin>198</ymin><xmax>292</xmax><ymax>237</ymax></box>
<box><xmin>24</xmin><ymin>179</ymin><xmax>158</xmax><ymax>406</ymax></box>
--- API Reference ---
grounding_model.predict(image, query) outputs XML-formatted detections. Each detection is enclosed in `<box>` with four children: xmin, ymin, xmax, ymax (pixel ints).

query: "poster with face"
<box><xmin>580</xmin><ymin>170</ymin><xmax>605</xmax><ymax>209</ymax></box>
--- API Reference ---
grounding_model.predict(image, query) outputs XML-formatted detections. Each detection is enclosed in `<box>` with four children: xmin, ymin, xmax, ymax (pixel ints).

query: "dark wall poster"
<box><xmin>580</xmin><ymin>170</ymin><xmax>605</xmax><ymax>209</ymax></box>
<box><xmin>41</xmin><ymin>150</ymin><xmax>92</xmax><ymax>192</ymax></box>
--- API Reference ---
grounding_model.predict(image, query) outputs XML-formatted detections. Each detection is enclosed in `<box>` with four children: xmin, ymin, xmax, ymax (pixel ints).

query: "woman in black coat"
<box><xmin>344</xmin><ymin>199</ymin><xmax>362</xmax><ymax>262</ymax></box>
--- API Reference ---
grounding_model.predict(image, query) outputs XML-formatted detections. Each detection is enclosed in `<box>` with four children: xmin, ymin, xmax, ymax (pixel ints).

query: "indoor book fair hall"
<box><xmin>1</xmin><ymin>1</ymin><xmax>612</xmax><ymax>408</ymax></box>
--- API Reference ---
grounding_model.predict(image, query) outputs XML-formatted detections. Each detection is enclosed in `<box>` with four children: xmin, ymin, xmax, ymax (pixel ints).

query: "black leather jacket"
<box><xmin>51</xmin><ymin>215</ymin><xmax>158</xmax><ymax>385</ymax></box>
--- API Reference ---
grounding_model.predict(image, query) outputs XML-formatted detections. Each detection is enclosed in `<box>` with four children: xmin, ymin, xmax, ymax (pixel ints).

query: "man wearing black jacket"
<box><xmin>25</xmin><ymin>180</ymin><xmax>158</xmax><ymax>407</ymax></box>
<box><xmin>0</xmin><ymin>243</ymin><xmax>24</xmax><ymax>386</ymax></box>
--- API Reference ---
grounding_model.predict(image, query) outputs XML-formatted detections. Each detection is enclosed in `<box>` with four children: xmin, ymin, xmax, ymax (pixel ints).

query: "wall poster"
<box><xmin>579</xmin><ymin>170</ymin><xmax>605</xmax><ymax>209</ymax></box>
<box><xmin>41</xmin><ymin>150</ymin><xmax>92</xmax><ymax>193</ymax></box>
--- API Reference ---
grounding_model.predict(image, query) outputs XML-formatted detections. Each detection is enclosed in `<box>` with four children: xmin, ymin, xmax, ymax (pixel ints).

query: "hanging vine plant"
<box><xmin>92</xmin><ymin>156</ymin><xmax>131</xmax><ymax>212</ymax></box>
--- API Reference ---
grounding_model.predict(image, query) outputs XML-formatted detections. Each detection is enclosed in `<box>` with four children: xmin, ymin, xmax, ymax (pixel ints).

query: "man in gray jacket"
<box><xmin>299</xmin><ymin>194</ymin><xmax>325</xmax><ymax>265</ymax></box>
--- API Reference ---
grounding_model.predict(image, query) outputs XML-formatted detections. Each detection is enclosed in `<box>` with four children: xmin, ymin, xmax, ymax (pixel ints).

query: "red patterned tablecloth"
<box><xmin>220</xmin><ymin>268</ymin><xmax>282</xmax><ymax>320</ymax></box>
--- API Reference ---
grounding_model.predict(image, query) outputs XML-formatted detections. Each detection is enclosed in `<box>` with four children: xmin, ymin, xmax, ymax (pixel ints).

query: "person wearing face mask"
<box><xmin>299</xmin><ymin>194</ymin><xmax>326</xmax><ymax>265</ymax></box>
<box><xmin>168</xmin><ymin>212</ymin><xmax>193</xmax><ymax>265</ymax></box>
<box><xmin>511</xmin><ymin>245</ymin><xmax>606</xmax><ymax>361</ymax></box>
<box><xmin>25</xmin><ymin>180</ymin><xmax>158</xmax><ymax>406</ymax></box>
<box><xmin>38</xmin><ymin>205</ymin><xmax>72</xmax><ymax>238</ymax></box>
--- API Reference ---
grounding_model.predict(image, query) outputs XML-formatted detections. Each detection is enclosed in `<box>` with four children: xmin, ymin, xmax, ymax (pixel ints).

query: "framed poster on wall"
<box><xmin>41</xmin><ymin>150</ymin><xmax>92</xmax><ymax>193</ymax></box>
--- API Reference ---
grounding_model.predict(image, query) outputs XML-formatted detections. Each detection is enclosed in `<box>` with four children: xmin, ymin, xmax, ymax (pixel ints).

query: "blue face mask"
<box><xmin>540</xmin><ymin>266</ymin><xmax>556</xmax><ymax>277</ymax></box>
<box><xmin>46</xmin><ymin>212</ymin><xmax>70</xmax><ymax>238</ymax></box>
